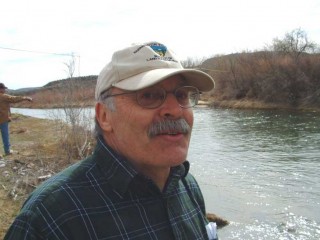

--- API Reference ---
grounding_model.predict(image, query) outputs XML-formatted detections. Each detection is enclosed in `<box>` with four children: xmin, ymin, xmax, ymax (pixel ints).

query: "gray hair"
<box><xmin>94</xmin><ymin>89</ymin><xmax>116</xmax><ymax>139</ymax></box>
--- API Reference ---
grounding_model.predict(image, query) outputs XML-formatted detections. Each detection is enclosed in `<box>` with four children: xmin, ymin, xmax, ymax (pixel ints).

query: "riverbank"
<box><xmin>208</xmin><ymin>99</ymin><xmax>320</xmax><ymax>112</ymax></box>
<box><xmin>0</xmin><ymin>114</ymin><xmax>75</xmax><ymax>238</ymax></box>
<box><xmin>14</xmin><ymin>97</ymin><xmax>320</xmax><ymax>112</ymax></box>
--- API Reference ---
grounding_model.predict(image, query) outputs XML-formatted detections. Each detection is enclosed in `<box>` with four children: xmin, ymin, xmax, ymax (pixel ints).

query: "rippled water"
<box><xmin>12</xmin><ymin>107</ymin><xmax>320</xmax><ymax>239</ymax></box>
<box><xmin>188</xmin><ymin>108</ymin><xmax>320</xmax><ymax>239</ymax></box>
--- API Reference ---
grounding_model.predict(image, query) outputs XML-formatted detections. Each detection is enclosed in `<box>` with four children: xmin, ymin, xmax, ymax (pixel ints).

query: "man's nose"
<box><xmin>159</xmin><ymin>93</ymin><xmax>182</xmax><ymax>118</ymax></box>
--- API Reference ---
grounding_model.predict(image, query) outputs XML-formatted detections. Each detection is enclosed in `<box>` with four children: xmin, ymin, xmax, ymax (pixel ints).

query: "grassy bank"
<box><xmin>207</xmin><ymin>98</ymin><xmax>320</xmax><ymax>112</ymax></box>
<box><xmin>13</xmin><ymin>96</ymin><xmax>320</xmax><ymax>113</ymax></box>
<box><xmin>0</xmin><ymin>114</ymin><xmax>76</xmax><ymax>238</ymax></box>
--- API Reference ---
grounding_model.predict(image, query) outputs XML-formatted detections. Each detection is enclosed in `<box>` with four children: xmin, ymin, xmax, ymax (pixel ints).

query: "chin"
<box><xmin>168</xmin><ymin>153</ymin><xmax>188</xmax><ymax>166</ymax></box>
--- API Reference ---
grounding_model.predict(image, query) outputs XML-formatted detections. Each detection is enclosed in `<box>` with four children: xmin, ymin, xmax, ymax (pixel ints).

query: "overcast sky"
<box><xmin>1</xmin><ymin>0</ymin><xmax>319</xmax><ymax>90</ymax></box>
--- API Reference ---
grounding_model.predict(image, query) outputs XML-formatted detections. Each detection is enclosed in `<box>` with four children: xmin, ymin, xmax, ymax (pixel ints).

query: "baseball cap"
<box><xmin>95</xmin><ymin>42</ymin><xmax>215</xmax><ymax>99</ymax></box>
<box><xmin>0</xmin><ymin>83</ymin><xmax>8</xmax><ymax>89</ymax></box>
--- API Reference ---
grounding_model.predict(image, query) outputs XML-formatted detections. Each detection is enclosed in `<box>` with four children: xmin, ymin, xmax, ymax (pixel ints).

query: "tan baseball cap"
<box><xmin>95</xmin><ymin>42</ymin><xmax>215</xmax><ymax>99</ymax></box>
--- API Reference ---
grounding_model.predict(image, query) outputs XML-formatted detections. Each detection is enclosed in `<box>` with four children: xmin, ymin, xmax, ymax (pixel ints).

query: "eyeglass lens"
<box><xmin>136</xmin><ymin>86</ymin><xmax>199</xmax><ymax>109</ymax></box>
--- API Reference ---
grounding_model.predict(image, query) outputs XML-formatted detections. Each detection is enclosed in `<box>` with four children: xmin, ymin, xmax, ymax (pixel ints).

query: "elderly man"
<box><xmin>0</xmin><ymin>83</ymin><xmax>32</xmax><ymax>156</ymax></box>
<box><xmin>5</xmin><ymin>42</ymin><xmax>216</xmax><ymax>239</ymax></box>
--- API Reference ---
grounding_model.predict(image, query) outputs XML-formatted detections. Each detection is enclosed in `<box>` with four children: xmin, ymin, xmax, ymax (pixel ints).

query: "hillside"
<box><xmin>200</xmin><ymin>51</ymin><xmax>320</xmax><ymax>111</ymax></box>
<box><xmin>10</xmin><ymin>51</ymin><xmax>320</xmax><ymax>111</ymax></box>
<box><xmin>43</xmin><ymin>75</ymin><xmax>97</xmax><ymax>89</ymax></box>
<box><xmin>12</xmin><ymin>75</ymin><xmax>97</xmax><ymax>108</ymax></box>
<box><xmin>11</xmin><ymin>75</ymin><xmax>97</xmax><ymax>95</ymax></box>
<box><xmin>8</xmin><ymin>87</ymin><xmax>41</xmax><ymax>95</ymax></box>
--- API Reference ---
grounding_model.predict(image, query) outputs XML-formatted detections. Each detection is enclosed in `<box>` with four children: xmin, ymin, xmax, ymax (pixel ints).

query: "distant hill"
<box><xmin>9</xmin><ymin>51</ymin><xmax>320</xmax><ymax>111</ymax></box>
<box><xmin>199</xmin><ymin>51</ymin><xmax>320</xmax><ymax>109</ymax></box>
<box><xmin>43</xmin><ymin>75</ymin><xmax>97</xmax><ymax>89</ymax></box>
<box><xmin>8</xmin><ymin>87</ymin><xmax>41</xmax><ymax>95</ymax></box>
<box><xmin>10</xmin><ymin>75</ymin><xmax>98</xmax><ymax>96</ymax></box>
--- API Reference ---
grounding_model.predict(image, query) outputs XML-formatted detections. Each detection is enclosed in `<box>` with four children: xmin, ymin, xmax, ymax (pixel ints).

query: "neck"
<box><xmin>137</xmin><ymin>166</ymin><xmax>171</xmax><ymax>191</ymax></box>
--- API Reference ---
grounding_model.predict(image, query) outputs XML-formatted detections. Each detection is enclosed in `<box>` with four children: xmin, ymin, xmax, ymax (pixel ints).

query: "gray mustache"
<box><xmin>148</xmin><ymin>119</ymin><xmax>191</xmax><ymax>138</ymax></box>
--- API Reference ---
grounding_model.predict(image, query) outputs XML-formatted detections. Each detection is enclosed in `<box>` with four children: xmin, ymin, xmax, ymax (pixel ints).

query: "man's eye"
<box><xmin>176</xmin><ymin>91</ymin><xmax>188</xmax><ymax>100</ymax></box>
<box><xmin>141</xmin><ymin>91</ymin><xmax>162</xmax><ymax>99</ymax></box>
<box><xmin>141</xmin><ymin>92</ymin><xmax>154</xmax><ymax>99</ymax></box>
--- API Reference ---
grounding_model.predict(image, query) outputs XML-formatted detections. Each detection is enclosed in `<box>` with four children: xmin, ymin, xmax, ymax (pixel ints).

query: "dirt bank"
<box><xmin>0</xmin><ymin>114</ymin><xmax>73</xmax><ymax>238</ymax></box>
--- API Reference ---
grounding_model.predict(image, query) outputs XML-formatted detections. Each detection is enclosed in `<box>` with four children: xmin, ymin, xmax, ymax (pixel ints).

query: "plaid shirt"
<box><xmin>5</xmin><ymin>137</ymin><xmax>209</xmax><ymax>240</ymax></box>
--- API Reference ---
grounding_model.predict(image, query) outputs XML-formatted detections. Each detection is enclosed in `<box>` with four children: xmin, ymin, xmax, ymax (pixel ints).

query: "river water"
<box><xmin>12</xmin><ymin>107</ymin><xmax>320</xmax><ymax>239</ymax></box>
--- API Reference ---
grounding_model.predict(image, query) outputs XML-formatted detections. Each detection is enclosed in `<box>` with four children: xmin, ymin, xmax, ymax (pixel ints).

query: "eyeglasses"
<box><xmin>102</xmin><ymin>86</ymin><xmax>200</xmax><ymax>109</ymax></box>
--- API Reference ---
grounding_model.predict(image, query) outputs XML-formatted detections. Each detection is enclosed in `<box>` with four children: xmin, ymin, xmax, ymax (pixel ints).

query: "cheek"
<box><xmin>111</xmin><ymin>107</ymin><xmax>151</xmax><ymax>140</ymax></box>
<box><xmin>184</xmin><ymin>109</ymin><xmax>194</xmax><ymax>129</ymax></box>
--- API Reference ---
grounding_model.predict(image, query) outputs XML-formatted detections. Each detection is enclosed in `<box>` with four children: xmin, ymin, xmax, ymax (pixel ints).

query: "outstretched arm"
<box><xmin>23</xmin><ymin>96</ymin><xmax>33</xmax><ymax>102</ymax></box>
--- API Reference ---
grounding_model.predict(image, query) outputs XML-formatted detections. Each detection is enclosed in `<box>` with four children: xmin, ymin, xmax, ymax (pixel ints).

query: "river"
<box><xmin>11</xmin><ymin>107</ymin><xmax>320</xmax><ymax>239</ymax></box>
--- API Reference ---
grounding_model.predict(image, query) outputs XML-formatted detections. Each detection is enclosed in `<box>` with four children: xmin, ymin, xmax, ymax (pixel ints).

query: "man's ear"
<box><xmin>95</xmin><ymin>102</ymin><xmax>113</xmax><ymax>132</ymax></box>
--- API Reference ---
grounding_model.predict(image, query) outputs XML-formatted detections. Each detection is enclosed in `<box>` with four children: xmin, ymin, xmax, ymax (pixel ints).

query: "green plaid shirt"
<box><xmin>5</xmin><ymin>137</ymin><xmax>209</xmax><ymax>240</ymax></box>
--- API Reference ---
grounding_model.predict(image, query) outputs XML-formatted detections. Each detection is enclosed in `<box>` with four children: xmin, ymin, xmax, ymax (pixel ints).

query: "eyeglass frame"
<box><xmin>100</xmin><ymin>85</ymin><xmax>201</xmax><ymax>109</ymax></box>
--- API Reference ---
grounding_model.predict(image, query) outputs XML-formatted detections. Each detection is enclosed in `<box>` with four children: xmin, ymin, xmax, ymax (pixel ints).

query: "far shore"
<box><xmin>204</xmin><ymin>99</ymin><xmax>320</xmax><ymax>112</ymax></box>
<box><xmin>13</xmin><ymin>99</ymin><xmax>320</xmax><ymax>112</ymax></box>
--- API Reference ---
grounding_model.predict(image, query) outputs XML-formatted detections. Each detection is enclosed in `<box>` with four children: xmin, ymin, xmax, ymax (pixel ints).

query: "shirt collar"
<box><xmin>94</xmin><ymin>137</ymin><xmax>138</xmax><ymax>197</ymax></box>
<box><xmin>163</xmin><ymin>161</ymin><xmax>190</xmax><ymax>194</ymax></box>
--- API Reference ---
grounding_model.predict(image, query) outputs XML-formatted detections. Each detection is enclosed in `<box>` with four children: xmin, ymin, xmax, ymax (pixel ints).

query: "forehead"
<box><xmin>111</xmin><ymin>75</ymin><xmax>186</xmax><ymax>94</ymax></box>
<box><xmin>154</xmin><ymin>74</ymin><xmax>186</xmax><ymax>88</ymax></box>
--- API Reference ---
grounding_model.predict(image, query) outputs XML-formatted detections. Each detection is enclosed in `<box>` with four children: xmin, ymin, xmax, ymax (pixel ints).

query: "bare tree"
<box><xmin>64</xmin><ymin>53</ymin><xmax>76</xmax><ymax>78</ymax></box>
<box><xmin>50</xmin><ymin>54</ymin><xmax>94</xmax><ymax>163</ymax></box>
<box><xmin>270</xmin><ymin>28</ymin><xmax>318</xmax><ymax>60</ymax></box>
<box><xmin>181</xmin><ymin>56</ymin><xmax>208</xmax><ymax>68</ymax></box>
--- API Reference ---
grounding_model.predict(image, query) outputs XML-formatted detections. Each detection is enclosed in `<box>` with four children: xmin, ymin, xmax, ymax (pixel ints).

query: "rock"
<box><xmin>2</xmin><ymin>170</ymin><xmax>10</xmax><ymax>178</ymax></box>
<box><xmin>0</xmin><ymin>160</ymin><xmax>6</xmax><ymax>168</ymax></box>
<box><xmin>206</xmin><ymin>213</ymin><xmax>229</xmax><ymax>228</ymax></box>
<box><xmin>27</xmin><ymin>163</ymin><xmax>35</xmax><ymax>168</ymax></box>
<box><xmin>38</xmin><ymin>174</ymin><xmax>52</xmax><ymax>181</ymax></box>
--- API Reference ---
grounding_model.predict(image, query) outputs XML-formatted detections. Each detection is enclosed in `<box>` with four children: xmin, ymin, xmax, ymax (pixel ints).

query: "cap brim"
<box><xmin>112</xmin><ymin>68</ymin><xmax>215</xmax><ymax>92</ymax></box>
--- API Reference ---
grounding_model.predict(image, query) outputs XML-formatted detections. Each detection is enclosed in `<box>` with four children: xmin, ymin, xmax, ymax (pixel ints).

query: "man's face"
<box><xmin>100</xmin><ymin>75</ymin><xmax>194</xmax><ymax>175</ymax></box>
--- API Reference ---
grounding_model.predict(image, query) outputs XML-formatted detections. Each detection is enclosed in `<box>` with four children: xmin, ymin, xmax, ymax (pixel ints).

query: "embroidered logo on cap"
<box><xmin>133</xmin><ymin>42</ymin><xmax>178</xmax><ymax>63</ymax></box>
<box><xmin>148</xmin><ymin>42</ymin><xmax>167</xmax><ymax>57</ymax></box>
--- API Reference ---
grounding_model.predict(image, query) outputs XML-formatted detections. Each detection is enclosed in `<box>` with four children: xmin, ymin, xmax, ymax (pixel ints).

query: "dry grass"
<box><xmin>0</xmin><ymin>114</ymin><xmax>79</xmax><ymax>238</ymax></box>
<box><xmin>0</xmin><ymin>189</ymin><xmax>21</xmax><ymax>238</ymax></box>
<box><xmin>208</xmin><ymin>98</ymin><xmax>320</xmax><ymax>112</ymax></box>
<box><xmin>209</xmin><ymin>99</ymin><xmax>288</xmax><ymax>110</ymax></box>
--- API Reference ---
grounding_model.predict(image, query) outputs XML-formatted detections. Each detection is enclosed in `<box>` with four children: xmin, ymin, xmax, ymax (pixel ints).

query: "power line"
<box><xmin>0</xmin><ymin>46</ymin><xmax>79</xmax><ymax>57</ymax></box>
<box><xmin>1</xmin><ymin>46</ymin><xmax>81</xmax><ymax>76</ymax></box>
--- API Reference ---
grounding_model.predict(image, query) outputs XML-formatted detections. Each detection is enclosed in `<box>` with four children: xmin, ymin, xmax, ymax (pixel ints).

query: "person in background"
<box><xmin>5</xmin><ymin>42</ymin><xmax>218</xmax><ymax>239</ymax></box>
<box><xmin>0</xmin><ymin>83</ymin><xmax>32</xmax><ymax>156</ymax></box>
